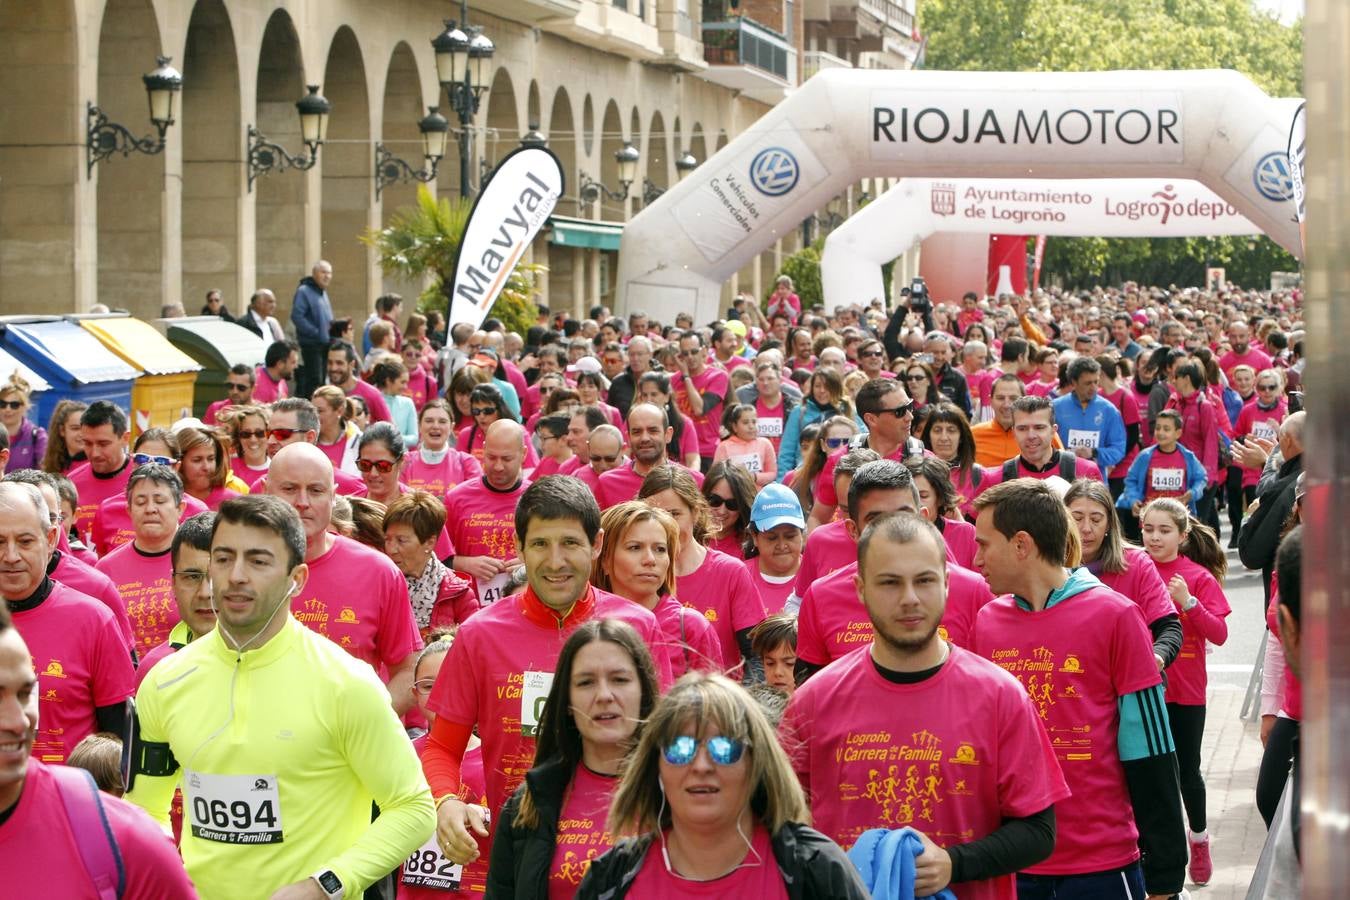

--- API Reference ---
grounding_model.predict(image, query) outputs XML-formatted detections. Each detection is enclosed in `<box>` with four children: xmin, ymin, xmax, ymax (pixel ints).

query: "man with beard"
<box><xmin>596</xmin><ymin>404</ymin><xmax>703</xmax><ymax>509</ymax></box>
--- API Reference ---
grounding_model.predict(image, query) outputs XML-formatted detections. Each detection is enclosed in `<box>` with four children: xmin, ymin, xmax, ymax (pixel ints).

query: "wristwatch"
<box><xmin>311</xmin><ymin>869</ymin><xmax>344</xmax><ymax>899</ymax></box>
<box><xmin>1182</xmin><ymin>595</ymin><xmax>1199</xmax><ymax>612</ymax></box>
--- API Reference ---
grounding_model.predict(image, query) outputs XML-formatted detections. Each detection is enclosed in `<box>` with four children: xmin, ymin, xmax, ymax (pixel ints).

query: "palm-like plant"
<box><xmin>362</xmin><ymin>184</ymin><xmax>543</xmax><ymax>335</ymax></box>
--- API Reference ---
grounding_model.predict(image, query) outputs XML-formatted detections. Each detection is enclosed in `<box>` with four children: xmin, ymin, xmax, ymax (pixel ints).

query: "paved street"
<box><xmin>1191</xmin><ymin>532</ymin><xmax>1276</xmax><ymax>899</ymax></box>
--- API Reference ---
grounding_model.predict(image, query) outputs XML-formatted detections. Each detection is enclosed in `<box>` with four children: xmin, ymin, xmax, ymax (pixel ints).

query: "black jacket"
<box><xmin>487</xmin><ymin>755</ymin><xmax>578</xmax><ymax>899</ymax></box>
<box><xmin>576</xmin><ymin>820</ymin><xmax>870</xmax><ymax>900</ymax></box>
<box><xmin>1238</xmin><ymin>452</ymin><xmax>1302</xmax><ymax>591</ymax></box>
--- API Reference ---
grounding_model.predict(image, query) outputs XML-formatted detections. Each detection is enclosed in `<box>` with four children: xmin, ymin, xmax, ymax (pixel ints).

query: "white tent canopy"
<box><xmin>615</xmin><ymin>68</ymin><xmax>1302</xmax><ymax>323</ymax></box>
<box><xmin>820</xmin><ymin>177</ymin><xmax>1264</xmax><ymax>307</ymax></box>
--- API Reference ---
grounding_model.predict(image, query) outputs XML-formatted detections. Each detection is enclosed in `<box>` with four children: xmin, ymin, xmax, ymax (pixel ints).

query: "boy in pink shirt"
<box><xmin>971</xmin><ymin>479</ymin><xmax>1187</xmax><ymax>899</ymax></box>
<box><xmin>783</xmin><ymin>512</ymin><xmax>1066</xmax><ymax>900</ymax></box>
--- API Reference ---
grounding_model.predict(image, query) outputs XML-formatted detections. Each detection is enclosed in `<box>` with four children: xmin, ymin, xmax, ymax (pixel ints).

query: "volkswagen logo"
<box><xmin>749</xmin><ymin>147</ymin><xmax>799</xmax><ymax>197</ymax></box>
<box><xmin>1252</xmin><ymin>151</ymin><xmax>1294</xmax><ymax>203</ymax></box>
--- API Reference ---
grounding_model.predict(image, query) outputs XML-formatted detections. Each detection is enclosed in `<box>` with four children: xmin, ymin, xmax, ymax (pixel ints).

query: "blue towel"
<box><xmin>847</xmin><ymin>827</ymin><xmax>959</xmax><ymax>900</ymax></box>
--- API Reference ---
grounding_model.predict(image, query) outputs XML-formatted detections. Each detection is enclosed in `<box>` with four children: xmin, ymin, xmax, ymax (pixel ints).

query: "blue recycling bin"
<box><xmin>0</xmin><ymin>345</ymin><xmax>52</xmax><ymax>427</ymax></box>
<box><xmin>0</xmin><ymin>317</ymin><xmax>141</xmax><ymax>433</ymax></box>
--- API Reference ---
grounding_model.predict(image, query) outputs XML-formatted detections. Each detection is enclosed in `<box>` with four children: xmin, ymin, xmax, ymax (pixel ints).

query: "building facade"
<box><xmin>0</xmin><ymin>0</ymin><xmax>914</xmax><ymax>325</ymax></box>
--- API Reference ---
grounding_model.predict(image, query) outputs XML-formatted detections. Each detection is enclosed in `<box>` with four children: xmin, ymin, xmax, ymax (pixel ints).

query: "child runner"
<box><xmin>749</xmin><ymin>613</ymin><xmax>798</xmax><ymax>697</ymax></box>
<box><xmin>1139</xmin><ymin>497</ymin><xmax>1231</xmax><ymax>887</ymax></box>
<box><xmin>1117</xmin><ymin>409</ymin><xmax>1208</xmax><ymax>517</ymax></box>
<box><xmin>712</xmin><ymin>403</ymin><xmax>777</xmax><ymax>486</ymax></box>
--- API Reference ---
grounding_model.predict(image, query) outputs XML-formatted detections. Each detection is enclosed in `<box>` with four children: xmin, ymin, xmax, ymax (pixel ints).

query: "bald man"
<box><xmin>444</xmin><ymin>421</ymin><xmax>532</xmax><ymax>607</ymax></box>
<box><xmin>596</xmin><ymin>403</ymin><xmax>704</xmax><ymax>508</ymax></box>
<box><xmin>267</xmin><ymin>443</ymin><xmax>421</xmax><ymax>712</ymax></box>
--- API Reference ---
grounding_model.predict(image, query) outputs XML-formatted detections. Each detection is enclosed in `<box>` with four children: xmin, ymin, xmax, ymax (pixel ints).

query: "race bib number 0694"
<box><xmin>185</xmin><ymin>771</ymin><xmax>283</xmax><ymax>844</ymax></box>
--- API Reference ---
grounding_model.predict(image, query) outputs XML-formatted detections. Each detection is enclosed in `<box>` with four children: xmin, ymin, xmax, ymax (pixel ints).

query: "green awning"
<box><xmin>548</xmin><ymin>215</ymin><xmax>623</xmax><ymax>251</ymax></box>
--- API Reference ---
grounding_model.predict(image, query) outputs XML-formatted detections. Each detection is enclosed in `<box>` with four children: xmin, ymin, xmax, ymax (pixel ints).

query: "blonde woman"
<box><xmin>0</xmin><ymin>374</ymin><xmax>46</xmax><ymax>472</ymax></box>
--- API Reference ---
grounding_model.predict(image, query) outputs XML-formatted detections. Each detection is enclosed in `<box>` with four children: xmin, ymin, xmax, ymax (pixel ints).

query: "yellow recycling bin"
<box><xmin>76</xmin><ymin>315</ymin><xmax>203</xmax><ymax>435</ymax></box>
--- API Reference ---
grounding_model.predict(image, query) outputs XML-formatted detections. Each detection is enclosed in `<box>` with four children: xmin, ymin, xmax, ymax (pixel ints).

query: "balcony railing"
<box><xmin>803</xmin><ymin>49</ymin><xmax>853</xmax><ymax>79</ymax></box>
<box><xmin>858</xmin><ymin>0</ymin><xmax>914</xmax><ymax>33</ymax></box>
<box><xmin>702</xmin><ymin>16</ymin><xmax>793</xmax><ymax>81</ymax></box>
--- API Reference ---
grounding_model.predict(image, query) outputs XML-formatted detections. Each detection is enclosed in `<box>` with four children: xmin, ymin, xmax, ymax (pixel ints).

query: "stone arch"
<box><xmin>548</xmin><ymin>86</ymin><xmax>577</xmax><ymax>213</ymax></box>
<box><xmin>527</xmin><ymin>80</ymin><xmax>541</xmax><ymax>130</ymax></box>
<box><xmin>319</xmin><ymin>26</ymin><xmax>372</xmax><ymax>325</ymax></box>
<box><xmin>715</xmin><ymin>130</ymin><xmax>729</xmax><ymax>152</ymax></box>
<box><xmin>484</xmin><ymin>67</ymin><xmax>519</xmax><ymax>181</ymax></box>
<box><xmin>253</xmin><ymin>9</ymin><xmax>306</xmax><ymax>303</ymax></box>
<box><xmin>689</xmin><ymin>123</ymin><xmax>707</xmax><ymax>173</ymax></box>
<box><xmin>379</xmin><ymin>40</ymin><xmax>425</xmax><ymax>301</ymax></box>
<box><xmin>181</xmin><ymin>0</ymin><xmax>242</xmax><ymax>313</ymax></box>
<box><xmin>96</xmin><ymin>0</ymin><xmax>165</xmax><ymax>319</ymax></box>
<box><xmin>598</xmin><ymin>99</ymin><xmax>625</xmax><ymax>220</ymax></box>
<box><xmin>582</xmin><ymin>94</ymin><xmax>595</xmax><ymax>156</ymax></box>
<box><xmin>0</xmin><ymin>0</ymin><xmax>82</xmax><ymax>311</ymax></box>
<box><xmin>647</xmin><ymin>109</ymin><xmax>669</xmax><ymax>198</ymax></box>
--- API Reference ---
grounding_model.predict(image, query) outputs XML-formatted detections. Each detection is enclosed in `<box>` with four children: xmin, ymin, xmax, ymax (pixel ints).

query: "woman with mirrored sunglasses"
<box><xmin>489</xmin><ymin>619</ymin><xmax>661</xmax><ymax>899</ymax></box>
<box><xmin>701</xmin><ymin>461</ymin><xmax>756</xmax><ymax>560</ymax></box>
<box><xmin>578</xmin><ymin>672</ymin><xmax>867</xmax><ymax>899</ymax></box>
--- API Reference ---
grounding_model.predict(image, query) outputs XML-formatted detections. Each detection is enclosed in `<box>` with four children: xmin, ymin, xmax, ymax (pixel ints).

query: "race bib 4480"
<box><xmin>185</xmin><ymin>771</ymin><xmax>283</xmax><ymax>844</ymax></box>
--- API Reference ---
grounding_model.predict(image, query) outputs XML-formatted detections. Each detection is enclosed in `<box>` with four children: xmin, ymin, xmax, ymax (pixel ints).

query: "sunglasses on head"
<box><xmin>267</xmin><ymin>428</ymin><xmax>298</xmax><ymax>441</ymax></box>
<box><xmin>706</xmin><ymin>494</ymin><xmax>740</xmax><ymax>510</ymax></box>
<box><xmin>0</xmin><ymin>400</ymin><xmax>24</xmax><ymax>410</ymax></box>
<box><xmin>237</xmin><ymin>428</ymin><xmax>267</xmax><ymax>440</ymax></box>
<box><xmin>471</xmin><ymin>406</ymin><xmax>498</xmax><ymax>417</ymax></box>
<box><xmin>356</xmin><ymin>458</ymin><xmax>397</xmax><ymax>474</ymax></box>
<box><xmin>662</xmin><ymin>735</ymin><xmax>747</xmax><ymax>767</ymax></box>
<box><xmin>133</xmin><ymin>453</ymin><xmax>175</xmax><ymax>467</ymax></box>
<box><xmin>824</xmin><ymin>436</ymin><xmax>851</xmax><ymax>449</ymax></box>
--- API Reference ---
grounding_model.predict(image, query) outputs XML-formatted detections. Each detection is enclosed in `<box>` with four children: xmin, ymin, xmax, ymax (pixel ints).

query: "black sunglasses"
<box><xmin>707</xmin><ymin>495</ymin><xmax>740</xmax><ymax>510</ymax></box>
<box><xmin>0</xmin><ymin>400</ymin><xmax>23</xmax><ymax>410</ymax></box>
<box><xmin>875</xmin><ymin>402</ymin><xmax>915</xmax><ymax>418</ymax></box>
<box><xmin>471</xmin><ymin>406</ymin><xmax>498</xmax><ymax>417</ymax></box>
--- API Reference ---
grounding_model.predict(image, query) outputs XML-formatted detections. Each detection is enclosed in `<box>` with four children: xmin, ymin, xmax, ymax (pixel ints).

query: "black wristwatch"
<box><xmin>311</xmin><ymin>869</ymin><xmax>344</xmax><ymax>899</ymax></box>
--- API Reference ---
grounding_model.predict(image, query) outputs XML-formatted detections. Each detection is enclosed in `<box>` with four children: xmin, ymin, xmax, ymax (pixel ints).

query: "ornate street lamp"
<box><xmin>580</xmin><ymin>142</ymin><xmax>641</xmax><ymax>206</ymax></box>
<box><xmin>247</xmin><ymin>84</ymin><xmax>331</xmax><ymax>191</ymax></box>
<box><xmin>374</xmin><ymin>107</ymin><xmax>450</xmax><ymax>199</ymax></box>
<box><xmin>86</xmin><ymin>56</ymin><xmax>183</xmax><ymax>177</ymax></box>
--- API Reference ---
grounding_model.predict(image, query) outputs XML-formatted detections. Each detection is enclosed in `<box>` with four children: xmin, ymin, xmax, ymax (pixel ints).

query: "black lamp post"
<box><xmin>374</xmin><ymin>107</ymin><xmax>450</xmax><ymax>199</ymax></box>
<box><xmin>433</xmin><ymin>10</ymin><xmax>494</xmax><ymax>198</ymax></box>
<box><xmin>86</xmin><ymin>56</ymin><xmax>183</xmax><ymax>177</ymax></box>
<box><xmin>579</xmin><ymin>142</ymin><xmax>641</xmax><ymax>206</ymax></box>
<box><xmin>246</xmin><ymin>84</ymin><xmax>331</xmax><ymax>191</ymax></box>
<box><xmin>642</xmin><ymin>148</ymin><xmax>698</xmax><ymax>204</ymax></box>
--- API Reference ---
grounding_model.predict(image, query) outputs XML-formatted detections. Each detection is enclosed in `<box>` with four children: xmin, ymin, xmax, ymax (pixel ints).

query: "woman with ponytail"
<box><xmin>1139</xmin><ymin>497</ymin><xmax>1231</xmax><ymax>888</ymax></box>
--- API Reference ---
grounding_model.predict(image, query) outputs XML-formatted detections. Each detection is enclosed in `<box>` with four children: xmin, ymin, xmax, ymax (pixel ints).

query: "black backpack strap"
<box><xmin>1002</xmin><ymin>458</ymin><xmax>1018</xmax><ymax>481</ymax></box>
<box><xmin>1059</xmin><ymin>451</ymin><xmax>1078</xmax><ymax>480</ymax></box>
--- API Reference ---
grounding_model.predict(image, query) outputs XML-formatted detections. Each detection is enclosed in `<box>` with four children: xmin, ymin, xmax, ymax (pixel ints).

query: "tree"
<box><xmin>774</xmin><ymin>241</ymin><xmax>824</xmax><ymax>311</ymax></box>
<box><xmin>361</xmin><ymin>185</ymin><xmax>542</xmax><ymax>335</ymax></box>
<box><xmin>919</xmin><ymin>0</ymin><xmax>1303</xmax><ymax>288</ymax></box>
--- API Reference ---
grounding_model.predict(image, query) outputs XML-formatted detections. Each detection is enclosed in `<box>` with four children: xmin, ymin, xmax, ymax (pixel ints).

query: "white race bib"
<box><xmin>1150</xmin><ymin>467</ymin><xmax>1185</xmax><ymax>493</ymax></box>
<box><xmin>521</xmin><ymin>671</ymin><xmax>555</xmax><ymax>737</ymax></box>
<box><xmin>1067</xmin><ymin>429</ymin><xmax>1100</xmax><ymax>450</ymax></box>
<box><xmin>1252</xmin><ymin>420</ymin><xmax>1278</xmax><ymax>442</ymax></box>
<box><xmin>185</xmin><ymin>771</ymin><xmax>283</xmax><ymax>844</ymax></box>
<box><xmin>402</xmin><ymin>833</ymin><xmax>464</xmax><ymax>891</ymax></box>
<box><xmin>756</xmin><ymin>417</ymin><xmax>783</xmax><ymax>438</ymax></box>
<box><xmin>475</xmin><ymin>572</ymin><xmax>511</xmax><ymax>607</ymax></box>
<box><xmin>730</xmin><ymin>453</ymin><xmax>762</xmax><ymax>474</ymax></box>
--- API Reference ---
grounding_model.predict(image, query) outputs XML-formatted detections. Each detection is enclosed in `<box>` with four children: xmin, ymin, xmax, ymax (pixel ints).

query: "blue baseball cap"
<box><xmin>750</xmin><ymin>483</ymin><xmax>806</xmax><ymax>532</ymax></box>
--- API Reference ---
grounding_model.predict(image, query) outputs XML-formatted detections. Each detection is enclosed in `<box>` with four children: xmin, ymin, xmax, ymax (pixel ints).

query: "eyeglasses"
<box><xmin>662</xmin><ymin>735</ymin><xmax>747</xmax><ymax>767</ymax></box>
<box><xmin>413</xmin><ymin>678</ymin><xmax>437</xmax><ymax>695</ymax></box>
<box><xmin>172</xmin><ymin>570</ymin><xmax>209</xmax><ymax>588</ymax></box>
<box><xmin>875</xmin><ymin>403</ymin><xmax>915</xmax><ymax>418</ymax></box>
<box><xmin>133</xmin><ymin>453</ymin><xmax>176</xmax><ymax>467</ymax></box>
<box><xmin>266</xmin><ymin>428</ymin><xmax>298</xmax><ymax>441</ymax></box>
<box><xmin>824</xmin><ymin>436</ymin><xmax>851</xmax><ymax>449</ymax></box>
<box><xmin>904</xmin><ymin>374</ymin><xmax>928</xmax><ymax>383</ymax></box>
<box><xmin>706</xmin><ymin>494</ymin><xmax>739</xmax><ymax>510</ymax></box>
<box><xmin>0</xmin><ymin>400</ymin><xmax>24</xmax><ymax>410</ymax></box>
<box><xmin>237</xmin><ymin>429</ymin><xmax>267</xmax><ymax>440</ymax></box>
<box><xmin>859</xmin><ymin>350</ymin><xmax>884</xmax><ymax>359</ymax></box>
<box><xmin>356</xmin><ymin>458</ymin><xmax>397</xmax><ymax>474</ymax></box>
<box><xmin>226</xmin><ymin>383</ymin><xmax>251</xmax><ymax>393</ymax></box>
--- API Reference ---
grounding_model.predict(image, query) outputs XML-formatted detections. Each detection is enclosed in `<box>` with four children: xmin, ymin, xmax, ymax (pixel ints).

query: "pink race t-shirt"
<box><xmin>229</xmin><ymin>457</ymin><xmax>269</xmax><ymax>488</ymax></box>
<box><xmin>348</xmin><ymin>377</ymin><xmax>393</xmax><ymax>424</ymax></box>
<box><xmin>427</xmin><ymin>588</ymin><xmax>668</xmax><ymax>812</ymax></box>
<box><xmin>781</xmin><ymin>645</ymin><xmax>1068</xmax><ymax>900</ymax></box>
<box><xmin>755</xmin><ymin>396</ymin><xmax>790</xmax><ymax>456</ymax></box>
<box><xmin>815</xmin><ymin>438</ymin><xmax>927</xmax><ymax>508</ymax></box>
<box><xmin>675</xmin><ymin>548</ymin><xmax>766</xmax><ymax>674</ymax></box>
<box><xmin>595</xmin><ymin>461</ymin><xmax>704</xmax><ymax>510</ymax></box>
<box><xmin>13</xmin><ymin>583</ymin><xmax>135</xmax><ymax>763</ymax></box>
<box><xmin>52</xmin><ymin>550</ymin><xmax>134</xmax><ymax>657</ymax></box>
<box><xmin>251</xmin><ymin>365</ymin><xmax>288</xmax><ymax>403</ymax></box>
<box><xmin>797</xmin><ymin>562</ymin><xmax>991</xmax><ymax>666</ymax></box>
<box><xmin>0</xmin><ymin>760</ymin><xmax>196</xmax><ymax>898</ymax></box>
<box><xmin>1234</xmin><ymin>400</ymin><xmax>1288</xmax><ymax>488</ymax></box>
<box><xmin>445</xmin><ymin>477</ymin><xmax>531</xmax><ymax>605</ymax></box>
<box><xmin>91</xmin><ymin>492</ymin><xmax>209</xmax><ymax>558</ymax></box>
<box><xmin>68</xmin><ymin>458</ymin><xmax>132</xmax><ymax>544</ymax></box>
<box><xmin>794</xmin><ymin>518</ymin><xmax>855</xmax><ymax>599</ymax></box>
<box><xmin>549</xmin><ymin>765</ymin><xmax>620</xmax><ymax>899</ymax></box>
<box><xmin>1095</xmin><ymin>546</ymin><xmax>1176</xmax><ymax>627</ymax></box>
<box><xmin>1218</xmin><ymin>346</ymin><xmax>1273</xmax><ymax>382</ymax></box>
<box><xmin>974</xmin><ymin>584</ymin><xmax>1160</xmax><ymax>876</ymax></box>
<box><xmin>939</xmin><ymin>516</ymin><xmax>977</xmax><ymax>570</ymax></box>
<box><xmin>651</xmin><ymin>594</ymin><xmax>723</xmax><ymax>677</ymax></box>
<box><xmin>292</xmin><ymin>534</ymin><xmax>421</xmax><ymax>675</ymax></box>
<box><xmin>744</xmin><ymin>559</ymin><xmax>797</xmax><ymax>615</ymax></box>
<box><xmin>705</xmin><ymin>532</ymin><xmax>745</xmax><ymax>560</ymax></box>
<box><xmin>671</xmin><ymin>367</ymin><xmax>730</xmax><ymax>456</ymax></box>
<box><xmin>626</xmin><ymin>825</ymin><xmax>789</xmax><ymax>899</ymax></box>
<box><xmin>95</xmin><ymin>542</ymin><xmax>178</xmax><ymax>658</ymax></box>
<box><xmin>400</xmin><ymin>740</ymin><xmax>488</xmax><ymax>898</ymax></box>
<box><xmin>1150</xmin><ymin>555</ymin><xmax>1231</xmax><ymax>706</ymax></box>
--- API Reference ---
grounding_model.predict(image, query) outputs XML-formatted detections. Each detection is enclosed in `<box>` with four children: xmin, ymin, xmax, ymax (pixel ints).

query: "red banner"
<box><xmin>1032</xmin><ymin>235</ymin><xmax>1046</xmax><ymax>290</ymax></box>
<box><xmin>986</xmin><ymin>234</ymin><xmax>1028</xmax><ymax>296</ymax></box>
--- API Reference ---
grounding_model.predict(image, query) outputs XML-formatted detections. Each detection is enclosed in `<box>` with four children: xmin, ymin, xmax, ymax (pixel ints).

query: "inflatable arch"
<box><xmin>614</xmin><ymin>69</ymin><xmax>1302</xmax><ymax>324</ymax></box>
<box><xmin>820</xmin><ymin>178</ymin><xmax>1263</xmax><ymax>307</ymax></box>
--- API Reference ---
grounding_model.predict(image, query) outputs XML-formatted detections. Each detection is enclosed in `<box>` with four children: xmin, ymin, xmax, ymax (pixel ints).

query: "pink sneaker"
<box><xmin>1189</xmin><ymin>834</ymin><xmax>1213</xmax><ymax>885</ymax></box>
